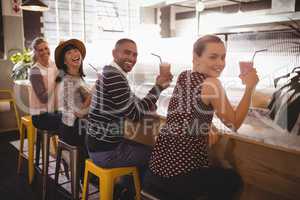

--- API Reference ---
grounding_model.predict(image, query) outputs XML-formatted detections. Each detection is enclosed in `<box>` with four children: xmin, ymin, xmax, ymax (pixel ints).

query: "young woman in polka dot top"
<box><xmin>143</xmin><ymin>35</ymin><xmax>259</xmax><ymax>200</ymax></box>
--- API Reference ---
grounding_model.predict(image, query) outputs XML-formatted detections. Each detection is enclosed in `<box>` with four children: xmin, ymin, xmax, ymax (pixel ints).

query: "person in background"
<box><xmin>143</xmin><ymin>35</ymin><xmax>259</xmax><ymax>200</ymax></box>
<box><xmin>86</xmin><ymin>38</ymin><xmax>173</xmax><ymax>199</ymax></box>
<box><xmin>55</xmin><ymin>39</ymin><xmax>91</xmax><ymax>181</ymax></box>
<box><xmin>29</xmin><ymin>37</ymin><xmax>60</xmax><ymax>131</ymax></box>
<box><xmin>29</xmin><ymin>37</ymin><xmax>61</xmax><ymax>168</ymax></box>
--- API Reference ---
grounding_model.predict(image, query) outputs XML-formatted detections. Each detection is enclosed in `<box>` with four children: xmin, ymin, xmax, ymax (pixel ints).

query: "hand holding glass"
<box><xmin>239</xmin><ymin>61</ymin><xmax>253</xmax><ymax>76</ymax></box>
<box><xmin>239</xmin><ymin>49</ymin><xmax>267</xmax><ymax>76</ymax></box>
<box><xmin>160</xmin><ymin>62</ymin><xmax>171</xmax><ymax>77</ymax></box>
<box><xmin>151</xmin><ymin>53</ymin><xmax>171</xmax><ymax>77</ymax></box>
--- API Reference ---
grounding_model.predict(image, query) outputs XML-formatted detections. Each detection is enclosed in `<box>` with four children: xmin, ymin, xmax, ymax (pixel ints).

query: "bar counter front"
<box><xmin>14</xmin><ymin>80</ymin><xmax>300</xmax><ymax>200</ymax></box>
<box><xmin>125</xmin><ymin>89</ymin><xmax>300</xmax><ymax>200</ymax></box>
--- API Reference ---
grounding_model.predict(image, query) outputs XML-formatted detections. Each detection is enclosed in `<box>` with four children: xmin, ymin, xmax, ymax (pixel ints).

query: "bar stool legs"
<box><xmin>41</xmin><ymin>131</ymin><xmax>50</xmax><ymax>200</ymax></box>
<box><xmin>17</xmin><ymin>125</ymin><xmax>25</xmax><ymax>174</ymax></box>
<box><xmin>54</xmin><ymin>139</ymin><xmax>80</xmax><ymax>200</ymax></box>
<box><xmin>35</xmin><ymin>130</ymin><xmax>67</xmax><ymax>200</ymax></box>
<box><xmin>35</xmin><ymin>130</ymin><xmax>41</xmax><ymax>169</ymax></box>
<box><xmin>27</xmin><ymin>126</ymin><xmax>36</xmax><ymax>184</ymax></box>
<box><xmin>17</xmin><ymin>115</ymin><xmax>36</xmax><ymax>184</ymax></box>
<box><xmin>70</xmin><ymin>148</ymin><xmax>80</xmax><ymax>200</ymax></box>
<box><xmin>17</xmin><ymin>120</ymin><xmax>26</xmax><ymax>174</ymax></box>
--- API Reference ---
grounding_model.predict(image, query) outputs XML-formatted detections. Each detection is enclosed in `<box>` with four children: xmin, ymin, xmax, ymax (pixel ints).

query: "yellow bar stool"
<box><xmin>82</xmin><ymin>159</ymin><xmax>141</xmax><ymax>200</ymax></box>
<box><xmin>0</xmin><ymin>89</ymin><xmax>20</xmax><ymax>130</ymax></box>
<box><xmin>17</xmin><ymin>115</ymin><xmax>36</xmax><ymax>184</ymax></box>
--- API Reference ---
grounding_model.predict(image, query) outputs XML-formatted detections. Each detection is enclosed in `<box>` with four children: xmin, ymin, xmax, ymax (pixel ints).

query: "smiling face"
<box><xmin>35</xmin><ymin>42</ymin><xmax>50</xmax><ymax>64</ymax></box>
<box><xmin>112</xmin><ymin>41</ymin><xmax>137</xmax><ymax>73</ymax></box>
<box><xmin>193</xmin><ymin>42</ymin><xmax>226</xmax><ymax>78</ymax></box>
<box><xmin>63</xmin><ymin>48</ymin><xmax>82</xmax><ymax>75</ymax></box>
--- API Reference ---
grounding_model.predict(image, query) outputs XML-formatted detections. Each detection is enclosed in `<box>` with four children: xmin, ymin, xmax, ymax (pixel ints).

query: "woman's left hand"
<box><xmin>239</xmin><ymin>68</ymin><xmax>259</xmax><ymax>89</ymax></box>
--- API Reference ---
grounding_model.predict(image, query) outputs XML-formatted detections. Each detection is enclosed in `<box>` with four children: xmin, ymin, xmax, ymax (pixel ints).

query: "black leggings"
<box><xmin>143</xmin><ymin>167</ymin><xmax>242</xmax><ymax>200</ymax></box>
<box><xmin>32</xmin><ymin>112</ymin><xmax>61</xmax><ymax>132</ymax></box>
<box><xmin>32</xmin><ymin>112</ymin><xmax>61</xmax><ymax>166</ymax></box>
<box><xmin>59</xmin><ymin>119</ymin><xmax>89</xmax><ymax>180</ymax></box>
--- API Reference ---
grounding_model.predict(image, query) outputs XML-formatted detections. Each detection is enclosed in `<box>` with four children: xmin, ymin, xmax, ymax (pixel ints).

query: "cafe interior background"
<box><xmin>0</xmin><ymin>0</ymin><xmax>300</xmax><ymax>199</ymax></box>
<box><xmin>1</xmin><ymin>0</ymin><xmax>299</xmax><ymax>130</ymax></box>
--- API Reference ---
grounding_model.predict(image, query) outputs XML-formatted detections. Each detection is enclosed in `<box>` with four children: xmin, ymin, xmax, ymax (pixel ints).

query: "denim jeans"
<box><xmin>88</xmin><ymin>139</ymin><xmax>152</xmax><ymax>195</ymax></box>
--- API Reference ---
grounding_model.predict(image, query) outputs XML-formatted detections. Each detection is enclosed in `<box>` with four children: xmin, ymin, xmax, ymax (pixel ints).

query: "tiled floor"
<box><xmin>0</xmin><ymin>131</ymin><xmax>99</xmax><ymax>200</ymax></box>
<box><xmin>0</xmin><ymin>131</ymin><xmax>41</xmax><ymax>200</ymax></box>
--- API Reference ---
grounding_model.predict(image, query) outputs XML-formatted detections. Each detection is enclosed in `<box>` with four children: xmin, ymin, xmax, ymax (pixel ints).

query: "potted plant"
<box><xmin>10</xmin><ymin>48</ymin><xmax>33</xmax><ymax>80</ymax></box>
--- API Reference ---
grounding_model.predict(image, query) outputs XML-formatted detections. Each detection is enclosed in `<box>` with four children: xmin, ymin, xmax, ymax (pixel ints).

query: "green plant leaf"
<box><xmin>9</xmin><ymin>49</ymin><xmax>33</xmax><ymax>80</ymax></box>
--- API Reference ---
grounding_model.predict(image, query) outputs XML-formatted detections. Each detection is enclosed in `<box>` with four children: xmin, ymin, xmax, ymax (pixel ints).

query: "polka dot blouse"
<box><xmin>149</xmin><ymin>70</ymin><xmax>214</xmax><ymax>178</ymax></box>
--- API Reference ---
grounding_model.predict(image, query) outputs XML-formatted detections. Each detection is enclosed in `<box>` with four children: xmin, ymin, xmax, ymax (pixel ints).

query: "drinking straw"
<box><xmin>251</xmin><ymin>49</ymin><xmax>268</xmax><ymax>62</ymax></box>
<box><xmin>88</xmin><ymin>63</ymin><xmax>98</xmax><ymax>72</ymax></box>
<box><xmin>151</xmin><ymin>53</ymin><xmax>162</xmax><ymax>64</ymax></box>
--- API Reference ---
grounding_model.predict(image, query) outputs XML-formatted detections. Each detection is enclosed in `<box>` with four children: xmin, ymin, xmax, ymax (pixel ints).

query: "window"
<box><xmin>43</xmin><ymin>0</ymin><xmax>140</xmax><ymax>45</ymax></box>
<box><xmin>96</xmin><ymin>0</ymin><xmax>123</xmax><ymax>32</ymax></box>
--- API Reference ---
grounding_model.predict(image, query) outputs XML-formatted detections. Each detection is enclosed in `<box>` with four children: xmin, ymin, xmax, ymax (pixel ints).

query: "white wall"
<box><xmin>175</xmin><ymin>18</ymin><xmax>197</xmax><ymax>37</ymax></box>
<box><xmin>0</xmin><ymin>0</ymin><xmax>25</xmax><ymax>132</ymax></box>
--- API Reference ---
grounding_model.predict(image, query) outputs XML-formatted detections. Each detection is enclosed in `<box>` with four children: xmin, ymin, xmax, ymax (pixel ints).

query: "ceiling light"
<box><xmin>196</xmin><ymin>0</ymin><xmax>205</xmax><ymax>12</ymax></box>
<box><xmin>20</xmin><ymin>0</ymin><xmax>49</xmax><ymax>12</ymax></box>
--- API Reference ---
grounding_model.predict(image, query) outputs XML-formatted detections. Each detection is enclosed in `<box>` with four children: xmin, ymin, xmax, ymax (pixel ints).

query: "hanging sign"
<box><xmin>12</xmin><ymin>0</ymin><xmax>21</xmax><ymax>14</ymax></box>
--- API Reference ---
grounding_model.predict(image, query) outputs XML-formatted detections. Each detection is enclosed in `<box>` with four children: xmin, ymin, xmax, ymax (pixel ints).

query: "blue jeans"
<box><xmin>88</xmin><ymin>139</ymin><xmax>152</xmax><ymax>194</ymax></box>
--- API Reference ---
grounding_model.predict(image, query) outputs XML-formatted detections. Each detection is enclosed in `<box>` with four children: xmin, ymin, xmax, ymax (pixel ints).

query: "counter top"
<box><xmin>153</xmin><ymin>94</ymin><xmax>300</xmax><ymax>155</ymax></box>
<box><xmin>16</xmin><ymin>79</ymin><xmax>299</xmax><ymax>154</ymax></box>
<box><xmin>214</xmin><ymin>112</ymin><xmax>300</xmax><ymax>155</ymax></box>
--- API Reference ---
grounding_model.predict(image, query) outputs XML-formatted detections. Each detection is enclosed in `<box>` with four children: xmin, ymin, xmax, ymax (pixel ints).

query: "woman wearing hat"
<box><xmin>55</xmin><ymin>39</ymin><xmax>91</xmax><ymax>180</ymax></box>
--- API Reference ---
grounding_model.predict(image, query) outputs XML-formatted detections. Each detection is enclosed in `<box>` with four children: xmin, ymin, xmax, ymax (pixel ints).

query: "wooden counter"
<box><xmin>212</xmin><ymin>134</ymin><xmax>300</xmax><ymax>200</ymax></box>
<box><xmin>125</xmin><ymin>114</ymin><xmax>300</xmax><ymax>200</ymax></box>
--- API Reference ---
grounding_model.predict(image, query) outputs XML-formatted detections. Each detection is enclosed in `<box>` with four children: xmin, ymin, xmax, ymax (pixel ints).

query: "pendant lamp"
<box><xmin>20</xmin><ymin>0</ymin><xmax>49</xmax><ymax>12</ymax></box>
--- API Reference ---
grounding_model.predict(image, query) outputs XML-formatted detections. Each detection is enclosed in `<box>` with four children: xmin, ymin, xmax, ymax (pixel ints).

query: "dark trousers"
<box><xmin>32</xmin><ymin>112</ymin><xmax>61</xmax><ymax>166</ymax></box>
<box><xmin>143</xmin><ymin>167</ymin><xmax>242</xmax><ymax>200</ymax></box>
<box><xmin>88</xmin><ymin>139</ymin><xmax>152</xmax><ymax>195</ymax></box>
<box><xmin>59</xmin><ymin>119</ymin><xmax>89</xmax><ymax>181</ymax></box>
<box><xmin>59</xmin><ymin>119</ymin><xmax>86</xmax><ymax>146</ymax></box>
<box><xmin>32</xmin><ymin>112</ymin><xmax>61</xmax><ymax>132</ymax></box>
